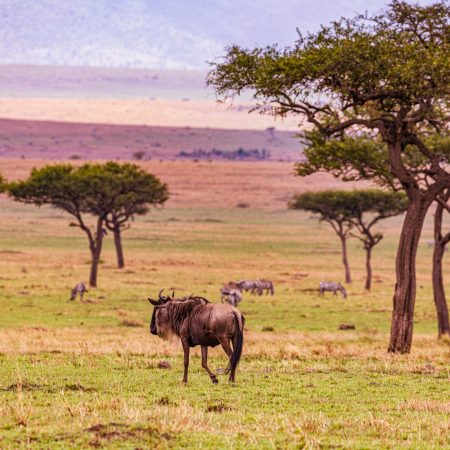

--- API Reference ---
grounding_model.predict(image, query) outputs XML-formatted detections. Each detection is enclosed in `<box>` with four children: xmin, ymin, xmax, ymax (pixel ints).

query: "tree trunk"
<box><xmin>113</xmin><ymin>226</ymin><xmax>125</xmax><ymax>269</ymax></box>
<box><xmin>339</xmin><ymin>234</ymin><xmax>351</xmax><ymax>284</ymax></box>
<box><xmin>365</xmin><ymin>245</ymin><xmax>372</xmax><ymax>291</ymax></box>
<box><xmin>432</xmin><ymin>199</ymin><xmax>450</xmax><ymax>338</ymax></box>
<box><xmin>388</xmin><ymin>197</ymin><xmax>429</xmax><ymax>353</ymax></box>
<box><xmin>89</xmin><ymin>219</ymin><xmax>104</xmax><ymax>288</ymax></box>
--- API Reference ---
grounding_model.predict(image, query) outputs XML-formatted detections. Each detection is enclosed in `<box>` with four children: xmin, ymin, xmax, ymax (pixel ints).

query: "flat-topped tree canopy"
<box><xmin>289</xmin><ymin>189</ymin><xmax>407</xmax><ymax>225</ymax></box>
<box><xmin>296</xmin><ymin>132</ymin><xmax>450</xmax><ymax>191</ymax></box>
<box><xmin>8</xmin><ymin>162</ymin><xmax>169</xmax><ymax>284</ymax></box>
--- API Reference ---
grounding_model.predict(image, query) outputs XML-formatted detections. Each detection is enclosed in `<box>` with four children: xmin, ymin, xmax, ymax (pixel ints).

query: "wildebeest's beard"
<box><xmin>150</xmin><ymin>308</ymin><xmax>158</xmax><ymax>335</ymax></box>
<box><xmin>151</xmin><ymin>306</ymin><xmax>173</xmax><ymax>340</ymax></box>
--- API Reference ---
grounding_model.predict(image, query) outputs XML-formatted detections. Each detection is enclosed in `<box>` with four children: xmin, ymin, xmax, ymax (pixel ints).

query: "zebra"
<box><xmin>236</xmin><ymin>280</ymin><xmax>255</xmax><ymax>293</ymax></box>
<box><xmin>220</xmin><ymin>287</ymin><xmax>243</xmax><ymax>307</ymax></box>
<box><xmin>70</xmin><ymin>282</ymin><xmax>88</xmax><ymax>301</ymax></box>
<box><xmin>427</xmin><ymin>240</ymin><xmax>448</xmax><ymax>252</ymax></box>
<box><xmin>257</xmin><ymin>279</ymin><xmax>274</xmax><ymax>295</ymax></box>
<box><xmin>236</xmin><ymin>279</ymin><xmax>274</xmax><ymax>296</ymax></box>
<box><xmin>319</xmin><ymin>281</ymin><xmax>347</xmax><ymax>299</ymax></box>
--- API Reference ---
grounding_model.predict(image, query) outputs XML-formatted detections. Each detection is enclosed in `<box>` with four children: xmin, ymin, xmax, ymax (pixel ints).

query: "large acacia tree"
<box><xmin>208</xmin><ymin>1</ymin><xmax>450</xmax><ymax>352</ymax></box>
<box><xmin>101</xmin><ymin>162</ymin><xmax>169</xmax><ymax>269</ymax></box>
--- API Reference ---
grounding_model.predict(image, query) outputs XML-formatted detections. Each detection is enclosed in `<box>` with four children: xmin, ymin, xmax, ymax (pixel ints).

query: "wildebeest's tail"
<box><xmin>227</xmin><ymin>311</ymin><xmax>245</xmax><ymax>374</ymax></box>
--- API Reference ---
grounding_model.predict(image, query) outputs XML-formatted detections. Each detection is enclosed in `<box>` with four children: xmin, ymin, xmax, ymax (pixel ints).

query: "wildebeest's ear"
<box><xmin>148</xmin><ymin>298</ymin><xmax>159</xmax><ymax>306</ymax></box>
<box><xmin>172</xmin><ymin>291</ymin><xmax>175</xmax><ymax>298</ymax></box>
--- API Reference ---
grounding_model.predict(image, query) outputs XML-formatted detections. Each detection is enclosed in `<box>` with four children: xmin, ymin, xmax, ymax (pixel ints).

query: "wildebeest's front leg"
<box><xmin>181</xmin><ymin>338</ymin><xmax>190</xmax><ymax>384</ymax></box>
<box><xmin>201</xmin><ymin>346</ymin><xmax>218</xmax><ymax>384</ymax></box>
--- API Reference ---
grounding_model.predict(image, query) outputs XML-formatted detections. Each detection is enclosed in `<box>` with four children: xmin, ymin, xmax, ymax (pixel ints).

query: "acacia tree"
<box><xmin>289</xmin><ymin>191</ymin><xmax>355</xmax><ymax>283</ymax></box>
<box><xmin>347</xmin><ymin>190</ymin><xmax>408</xmax><ymax>290</ymax></box>
<box><xmin>208</xmin><ymin>1</ymin><xmax>450</xmax><ymax>352</ymax></box>
<box><xmin>290</xmin><ymin>190</ymin><xmax>407</xmax><ymax>289</ymax></box>
<box><xmin>9</xmin><ymin>165</ymin><xmax>114</xmax><ymax>287</ymax></box>
<box><xmin>101</xmin><ymin>162</ymin><xmax>168</xmax><ymax>269</ymax></box>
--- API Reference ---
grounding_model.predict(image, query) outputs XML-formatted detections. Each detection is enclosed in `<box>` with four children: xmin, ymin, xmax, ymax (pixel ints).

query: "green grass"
<box><xmin>1</xmin><ymin>197</ymin><xmax>450</xmax><ymax>448</ymax></box>
<box><xmin>1</xmin><ymin>353</ymin><xmax>449</xmax><ymax>449</ymax></box>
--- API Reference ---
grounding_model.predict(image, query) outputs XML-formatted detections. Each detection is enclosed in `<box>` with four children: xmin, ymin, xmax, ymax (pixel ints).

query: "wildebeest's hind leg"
<box><xmin>201</xmin><ymin>346</ymin><xmax>218</xmax><ymax>384</ymax></box>
<box><xmin>229</xmin><ymin>334</ymin><xmax>241</xmax><ymax>383</ymax></box>
<box><xmin>217</xmin><ymin>336</ymin><xmax>233</xmax><ymax>373</ymax></box>
<box><xmin>181</xmin><ymin>338</ymin><xmax>190</xmax><ymax>384</ymax></box>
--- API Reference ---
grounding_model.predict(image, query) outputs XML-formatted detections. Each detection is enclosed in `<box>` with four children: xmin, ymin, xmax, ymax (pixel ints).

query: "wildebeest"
<box><xmin>70</xmin><ymin>282</ymin><xmax>88</xmax><ymax>301</ymax></box>
<box><xmin>148</xmin><ymin>290</ymin><xmax>245</xmax><ymax>384</ymax></box>
<box><xmin>319</xmin><ymin>281</ymin><xmax>347</xmax><ymax>299</ymax></box>
<box><xmin>220</xmin><ymin>287</ymin><xmax>243</xmax><ymax>306</ymax></box>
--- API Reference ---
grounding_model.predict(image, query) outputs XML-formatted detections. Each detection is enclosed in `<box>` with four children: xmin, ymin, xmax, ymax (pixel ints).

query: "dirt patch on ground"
<box><xmin>85</xmin><ymin>422</ymin><xmax>171</xmax><ymax>447</ymax></box>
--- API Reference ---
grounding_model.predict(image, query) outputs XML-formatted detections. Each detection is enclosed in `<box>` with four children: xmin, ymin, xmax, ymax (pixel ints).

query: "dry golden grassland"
<box><xmin>0</xmin><ymin>98</ymin><xmax>300</xmax><ymax>130</ymax></box>
<box><xmin>0</xmin><ymin>159</ymin><xmax>449</xmax><ymax>449</ymax></box>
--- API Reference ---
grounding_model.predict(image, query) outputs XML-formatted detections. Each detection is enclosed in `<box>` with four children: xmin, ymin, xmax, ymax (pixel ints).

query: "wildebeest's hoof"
<box><xmin>211</xmin><ymin>377</ymin><xmax>219</xmax><ymax>384</ymax></box>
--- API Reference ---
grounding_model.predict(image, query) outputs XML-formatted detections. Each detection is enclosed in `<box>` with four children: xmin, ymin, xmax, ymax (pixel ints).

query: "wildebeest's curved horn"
<box><xmin>148</xmin><ymin>298</ymin><xmax>159</xmax><ymax>306</ymax></box>
<box><xmin>158</xmin><ymin>289</ymin><xmax>165</xmax><ymax>300</ymax></box>
<box><xmin>172</xmin><ymin>291</ymin><xmax>175</xmax><ymax>298</ymax></box>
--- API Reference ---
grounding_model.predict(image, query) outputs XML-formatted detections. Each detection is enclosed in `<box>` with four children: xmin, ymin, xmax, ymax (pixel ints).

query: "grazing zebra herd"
<box><xmin>220</xmin><ymin>279</ymin><xmax>275</xmax><ymax>306</ymax></box>
<box><xmin>70</xmin><ymin>278</ymin><xmax>347</xmax><ymax>306</ymax></box>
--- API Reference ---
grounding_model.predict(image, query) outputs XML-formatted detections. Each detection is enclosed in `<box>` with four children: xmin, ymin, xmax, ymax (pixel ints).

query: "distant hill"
<box><xmin>0</xmin><ymin>0</ymin><xmax>388</xmax><ymax>69</ymax></box>
<box><xmin>0</xmin><ymin>65</ymin><xmax>208</xmax><ymax>99</ymax></box>
<box><xmin>0</xmin><ymin>118</ymin><xmax>303</xmax><ymax>162</ymax></box>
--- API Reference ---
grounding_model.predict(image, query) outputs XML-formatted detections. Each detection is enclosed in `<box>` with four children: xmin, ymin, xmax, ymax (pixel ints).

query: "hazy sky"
<box><xmin>0</xmin><ymin>0</ymin><xmax>437</xmax><ymax>69</ymax></box>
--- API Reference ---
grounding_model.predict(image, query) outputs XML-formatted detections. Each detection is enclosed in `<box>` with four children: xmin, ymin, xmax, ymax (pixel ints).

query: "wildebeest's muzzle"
<box><xmin>150</xmin><ymin>309</ymin><xmax>158</xmax><ymax>335</ymax></box>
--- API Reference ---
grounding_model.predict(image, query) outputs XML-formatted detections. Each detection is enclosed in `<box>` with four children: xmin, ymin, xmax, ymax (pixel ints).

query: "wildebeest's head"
<box><xmin>148</xmin><ymin>289</ymin><xmax>174</xmax><ymax>338</ymax></box>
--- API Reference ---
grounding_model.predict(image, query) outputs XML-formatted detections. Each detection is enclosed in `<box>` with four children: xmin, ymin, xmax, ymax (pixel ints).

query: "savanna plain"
<box><xmin>0</xmin><ymin>160</ymin><xmax>449</xmax><ymax>449</ymax></box>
